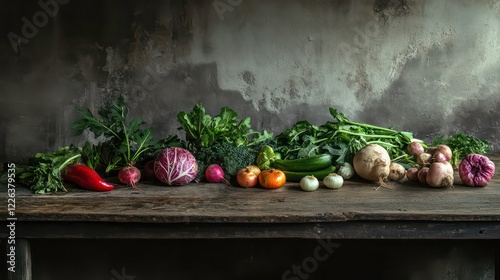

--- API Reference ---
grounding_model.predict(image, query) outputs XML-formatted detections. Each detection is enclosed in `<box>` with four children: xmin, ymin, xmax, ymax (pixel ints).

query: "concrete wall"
<box><xmin>1</xmin><ymin>0</ymin><xmax>499</xmax><ymax>163</ymax></box>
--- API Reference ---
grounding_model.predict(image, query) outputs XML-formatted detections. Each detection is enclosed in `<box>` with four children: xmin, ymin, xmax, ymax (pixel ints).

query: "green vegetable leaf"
<box><xmin>432</xmin><ymin>132</ymin><xmax>491</xmax><ymax>168</ymax></box>
<box><xmin>17</xmin><ymin>146</ymin><xmax>81</xmax><ymax>194</ymax></box>
<box><xmin>72</xmin><ymin>96</ymin><xmax>156</xmax><ymax>170</ymax></box>
<box><xmin>177</xmin><ymin>103</ymin><xmax>272</xmax><ymax>153</ymax></box>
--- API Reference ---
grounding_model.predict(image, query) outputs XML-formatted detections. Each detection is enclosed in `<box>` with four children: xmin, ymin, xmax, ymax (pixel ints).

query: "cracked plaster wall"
<box><xmin>0</xmin><ymin>0</ymin><xmax>499</xmax><ymax>163</ymax></box>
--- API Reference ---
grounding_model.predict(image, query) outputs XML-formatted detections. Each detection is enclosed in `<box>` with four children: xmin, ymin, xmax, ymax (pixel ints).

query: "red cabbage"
<box><xmin>154</xmin><ymin>147</ymin><xmax>198</xmax><ymax>186</ymax></box>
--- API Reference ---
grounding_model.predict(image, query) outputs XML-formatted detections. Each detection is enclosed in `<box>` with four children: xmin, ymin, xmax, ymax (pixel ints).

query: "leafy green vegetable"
<box><xmin>17</xmin><ymin>146</ymin><xmax>81</xmax><ymax>194</ymax></box>
<box><xmin>431</xmin><ymin>132</ymin><xmax>491</xmax><ymax>168</ymax></box>
<box><xmin>177</xmin><ymin>103</ymin><xmax>272</xmax><ymax>153</ymax></box>
<box><xmin>273</xmin><ymin>107</ymin><xmax>417</xmax><ymax>166</ymax></box>
<box><xmin>72</xmin><ymin>97</ymin><xmax>156</xmax><ymax>172</ymax></box>
<box><xmin>256</xmin><ymin>145</ymin><xmax>279</xmax><ymax>170</ymax></box>
<box><xmin>194</xmin><ymin>142</ymin><xmax>256</xmax><ymax>180</ymax></box>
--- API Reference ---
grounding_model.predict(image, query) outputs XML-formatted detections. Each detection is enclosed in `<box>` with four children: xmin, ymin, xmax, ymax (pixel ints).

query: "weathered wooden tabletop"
<box><xmin>1</xmin><ymin>154</ymin><xmax>499</xmax><ymax>239</ymax></box>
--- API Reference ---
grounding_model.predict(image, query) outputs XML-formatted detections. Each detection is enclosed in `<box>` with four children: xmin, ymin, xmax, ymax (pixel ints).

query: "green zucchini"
<box><xmin>271</xmin><ymin>154</ymin><xmax>333</xmax><ymax>172</ymax></box>
<box><xmin>283</xmin><ymin>165</ymin><xmax>336</xmax><ymax>182</ymax></box>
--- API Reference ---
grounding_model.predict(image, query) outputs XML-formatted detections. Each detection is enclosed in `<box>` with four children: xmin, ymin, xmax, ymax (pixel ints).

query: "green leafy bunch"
<box><xmin>72</xmin><ymin>97</ymin><xmax>156</xmax><ymax>172</ymax></box>
<box><xmin>273</xmin><ymin>107</ymin><xmax>418</xmax><ymax>166</ymax></box>
<box><xmin>17</xmin><ymin>146</ymin><xmax>81</xmax><ymax>194</ymax></box>
<box><xmin>177</xmin><ymin>103</ymin><xmax>272</xmax><ymax>153</ymax></box>
<box><xmin>432</xmin><ymin>132</ymin><xmax>492</xmax><ymax>168</ymax></box>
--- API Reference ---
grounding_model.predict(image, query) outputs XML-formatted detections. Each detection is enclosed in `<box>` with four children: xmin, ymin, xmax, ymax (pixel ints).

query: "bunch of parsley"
<box><xmin>16</xmin><ymin>146</ymin><xmax>81</xmax><ymax>194</ymax></box>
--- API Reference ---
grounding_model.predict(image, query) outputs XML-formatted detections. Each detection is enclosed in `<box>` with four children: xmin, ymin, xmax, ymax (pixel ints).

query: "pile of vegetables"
<box><xmin>405</xmin><ymin>141</ymin><xmax>495</xmax><ymax>188</ymax></box>
<box><xmin>2</xmin><ymin>95</ymin><xmax>496</xmax><ymax>193</ymax></box>
<box><xmin>176</xmin><ymin>103</ymin><xmax>272</xmax><ymax>181</ymax></box>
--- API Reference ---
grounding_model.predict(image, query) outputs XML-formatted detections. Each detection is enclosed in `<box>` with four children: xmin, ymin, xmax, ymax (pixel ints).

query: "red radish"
<box><xmin>426</xmin><ymin>161</ymin><xmax>454</xmax><ymax>188</ymax></box>
<box><xmin>205</xmin><ymin>164</ymin><xmax>231</xmax><ymax>186</ymax></box>
<box><xmin>118</xmin><ymin>165</ymin><xmax>141</xmax><ymax>189</ymax></box>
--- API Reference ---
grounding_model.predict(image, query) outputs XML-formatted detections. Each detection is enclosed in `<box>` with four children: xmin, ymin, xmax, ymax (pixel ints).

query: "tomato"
<box><xmin>236</xmin><ymin>168</ymin><xmax>258</xmax><ymax>188</ymax></box>
<box><xmin>258</xmin><ymin>168</ymin><xmax>286</xmax><ymax>189</ymax></box>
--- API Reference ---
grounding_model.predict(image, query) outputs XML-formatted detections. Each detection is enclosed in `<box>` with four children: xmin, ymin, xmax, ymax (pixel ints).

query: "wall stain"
<box><xmin>374</xmin><ymin>0</ymin><xmax>413</xmax><ymax>23</ymax></box>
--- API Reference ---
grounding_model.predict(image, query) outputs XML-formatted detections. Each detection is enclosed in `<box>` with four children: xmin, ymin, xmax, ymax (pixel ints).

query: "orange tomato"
<box><xmin>258</xmin><ymin>168</ymin><xmax>286</xmax><ymax>189</ymax></box>
<box><xmin>236</xmin><ymin>168</ymin><xmax>258</xmax><ymax>188</ymax></box>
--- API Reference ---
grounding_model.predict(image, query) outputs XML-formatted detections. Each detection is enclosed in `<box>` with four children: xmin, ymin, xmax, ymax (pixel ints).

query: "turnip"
<box><xmin>416</xmin><ymin>152</ymin><xmax>432</xmax><ymax>167</ymax></box>
<box><xmin>406</xmin><ymin>141</ymin><xmax>425</xmax><ymax>157</ymax></box>
<box><xmin>353</xmin><ymin>144</ymin><xmax>391</xmax><ymax>189</ymax></box>
<box><xmin>417</xmin><ymin>167</ymin><xmax>429</xmax><ymax>183</ymax></box>
<box><xmin>432</xmin><ymin>144</ymin><xmax>452</xmax><ymax>162</ymax></box>
<box><xmin>406</xmin><ymin>167</ymin><xmax>419</xmax><ymax>182</ymax></box>
<box><xmin>426</xmin><ymin>161</ymin><xmax>454</xmax><ymax>188</ymax></box>
<box><xmin>432</xmin><ymin>151</ymin><xmax>448</xmax><ymax>163</ymax></box>
<box><xmin>389</xmin><ymin>162</ymin><xmax>406</xmax><ymax>181</ymax></box>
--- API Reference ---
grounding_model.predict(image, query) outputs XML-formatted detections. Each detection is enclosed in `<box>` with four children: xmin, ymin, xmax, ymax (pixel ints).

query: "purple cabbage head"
<box><xmin>154</xmin><ymin>147</ymin><xmax>198</xmax><ymax>186</ymax></box>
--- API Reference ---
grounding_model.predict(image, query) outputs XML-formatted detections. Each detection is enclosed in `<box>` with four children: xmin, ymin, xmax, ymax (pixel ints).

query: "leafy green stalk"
<box><xmin>17</xmin><ymin>146</ymin><xmax>81</xmax><ymax>194</ymax></box>
<box><xmin>177</xmin><ymin>103</ymin><xmax>272</xmax><ymax>153</ymax></box>
<box><xmin>72</xmin><ymin>97</ymin><xmax>156</xmax><ymax>171</ymax></box>
<box><xmin>273</xmin><ymin>107</ymin><xmax>417</xmax><ymax>166</ymax></box>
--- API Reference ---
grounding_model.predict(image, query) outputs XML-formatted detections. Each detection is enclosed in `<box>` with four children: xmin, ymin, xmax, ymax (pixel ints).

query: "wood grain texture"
<box><xmin>1</xmin><ymin>154</ymin><xmax>499</xmax><ymax>238</ymax></box>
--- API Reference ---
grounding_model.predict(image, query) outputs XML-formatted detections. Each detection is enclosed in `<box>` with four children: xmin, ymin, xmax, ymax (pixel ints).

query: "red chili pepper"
<box><xmin>62</xmin><ymin>164</ymin><xmax>114</xmax><ymax>192</ymax></box>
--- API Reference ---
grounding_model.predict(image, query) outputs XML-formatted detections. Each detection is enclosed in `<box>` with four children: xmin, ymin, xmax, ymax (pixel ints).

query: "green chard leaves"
<box><xmin>273</xmin><ymin>107</ymin><xmax>417</xmax><ymax>166</ymax></box>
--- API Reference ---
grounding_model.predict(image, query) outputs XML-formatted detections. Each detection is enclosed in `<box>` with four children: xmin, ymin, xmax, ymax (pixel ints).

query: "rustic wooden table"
<box><xmin>2</xmin><ymin>154</ymin><xmax>500</xmax><ymax>279</ymax></box>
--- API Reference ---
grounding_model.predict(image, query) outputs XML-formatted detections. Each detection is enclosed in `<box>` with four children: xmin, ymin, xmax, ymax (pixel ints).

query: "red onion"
<box><xmin>459</xmin><ymin>154</ymin><xmax>495</xmax><ymax>187</ymax></box>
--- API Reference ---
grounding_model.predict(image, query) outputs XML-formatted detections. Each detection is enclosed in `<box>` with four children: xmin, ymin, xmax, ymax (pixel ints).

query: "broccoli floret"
<box><xmin>195</xmin><ymin>142</ymin><xmax>257</xmax><ymax>180</ymax></box>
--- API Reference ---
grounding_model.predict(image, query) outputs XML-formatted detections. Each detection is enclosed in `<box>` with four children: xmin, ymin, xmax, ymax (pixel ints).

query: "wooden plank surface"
<box><xmin>1</xmin><ymin>154</ymin><xmax>499</xmax><ymax>225</ymax></box>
